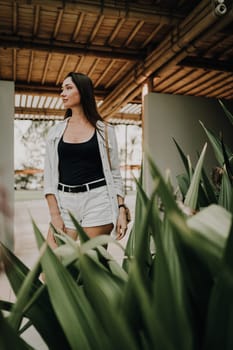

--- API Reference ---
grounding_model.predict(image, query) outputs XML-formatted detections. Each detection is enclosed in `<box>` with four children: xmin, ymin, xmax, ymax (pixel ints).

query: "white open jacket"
<box><xmin>43</xmin><ymin>119</ymin><xmax>125</xmax><ymax>236</ymax></box>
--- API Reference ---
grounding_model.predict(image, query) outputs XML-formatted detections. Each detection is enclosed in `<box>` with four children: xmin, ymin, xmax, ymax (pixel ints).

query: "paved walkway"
<box><xmin>0</xmin><ymin>191</ymin><xmax>136</xmax><ymax>349</ymax></box>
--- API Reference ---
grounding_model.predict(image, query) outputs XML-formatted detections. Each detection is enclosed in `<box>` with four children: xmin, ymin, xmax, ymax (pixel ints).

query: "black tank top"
<box><xmin>58</xmin><ymin>130</ymin><xmax>105</xmax><ymax>185</ymax></box>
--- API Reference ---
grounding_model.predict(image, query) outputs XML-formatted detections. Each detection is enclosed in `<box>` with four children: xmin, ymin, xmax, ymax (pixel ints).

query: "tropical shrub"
<box><xmin>0</xmin><ymin>101</ymin><xmax>233</xmax><ymax>350</ymax></box>
<box><xmin>174</xmin><ymin>100</ymin><xmax>233</xmax><ymax>213</ymax></box>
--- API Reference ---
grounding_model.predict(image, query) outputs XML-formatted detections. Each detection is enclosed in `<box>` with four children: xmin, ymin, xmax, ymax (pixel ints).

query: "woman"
<box><xmin>44</xmin><ymin>72</ymin><xmax>128</xmax><ymax>248</ymax></box>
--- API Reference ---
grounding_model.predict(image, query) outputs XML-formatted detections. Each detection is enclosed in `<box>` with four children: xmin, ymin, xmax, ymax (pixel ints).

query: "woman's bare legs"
<box><xmin>47</xmin><ymin>223</ymin><xmax>113</xmax><ymax>249</ymax></box>
<box><xmin>42</xmin><ymin>224</ymin><xmax>113</xmax><ymax>282</ymax></box>
<box><xmin>66</xmin><ymin>223</ymin><xmax>113</xmax><ymax>239</ymax></box>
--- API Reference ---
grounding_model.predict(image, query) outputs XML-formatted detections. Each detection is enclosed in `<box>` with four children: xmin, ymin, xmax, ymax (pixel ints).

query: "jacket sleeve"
<box><xmin>108</xmin><ymin>125</ymin><xmax>125</xmax><ymax>198</ymax></box>
<box><xmin>43</xmin><ymin>133</ymin><xmax>56</xmax><ymax>197</ymax></box>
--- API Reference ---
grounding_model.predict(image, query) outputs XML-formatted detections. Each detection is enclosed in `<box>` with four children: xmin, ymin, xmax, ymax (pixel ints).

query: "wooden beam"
<box><xmin>13</xmin><ymin>1</ymin><xmax>18</xmax><ymax>33</ymax></box>
<box><xmin>53</xmin><ymin>9</ymin><xmax>64</xmax><ymax>39</ymax></box>
<box><xmin>99</xmin><ymin>0</ymin><xmax>233</xmax><ymax>117</ymax></box>
<box><xmin>72</xmin><ymin>12</ymin><xmax>85</xmax><ymax>41</ymax></box>
<box><xmin>41</xmin><ymin>53</ymin><xmax>52</xmax><ymax>85</ymax></box>
<box><xmin>88</xmin><ymin>14</ymin><xmax>105</xmax><ymax>43</ymax></box>
<box><xmin>124</xmin><ymin>20</ymin><xmax>145</xmax><ymax>47</ymax></box>
<box><xmin>12</xmin><ymin>49</ymin><xmax>17</xmax><ymax>81</ymax></box>
<box><xmin>56</xmin><ymin>55</ymin><xmax>70</xmax><ymax>85</ymax></box>
<box><xmin>179</xmin><ymin>56</ymin><xmax>233</xmax><ymax>74</ymax></box>
<box><xmin>15</xmin><ymin>107</ymin><xmax>141</xmax><ymax>121</ymax></box>
<box><xmin>33</xmin><ymin>5</ymin><xmax>40</xmax><ymax>36</ymax></box>
<box><xmin>0</xmin><ymin>35</ymin><xmax>144</xmax><ymax>61</ymax></box>
<box><xmin>107</xmin><ymin>18</ymin><xmax>125</xmax><ymax>45</ymax></box>
<box><xmin>111</xmin><ymin>113</ymin><xmax>141</xmax><ymax>122</ymax></box>
<box><xmin>27</xmin><ymin>51</ymin><xmax>34</xmax><ymax>83</ymax></box>
<box><xmin>15</xmin><ymin>82</ymin><xmax>109</xmax><ymax>98</ymax></box>
<box><xmin>14</xmin><ymin>0</ymin><xmax>183</xmax><ymax>23</ymax></box>
<box><xmin>15</xmin><ymin>106</ymin><xmax>64</xmax><ymax>116</ymax></box>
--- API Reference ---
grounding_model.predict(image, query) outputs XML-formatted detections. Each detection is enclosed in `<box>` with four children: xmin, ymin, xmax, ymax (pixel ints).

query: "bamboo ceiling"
<box><xmin>0</xmin><ymin>0</ymin><xmax>233</xmax><ymax>123</ymax></box>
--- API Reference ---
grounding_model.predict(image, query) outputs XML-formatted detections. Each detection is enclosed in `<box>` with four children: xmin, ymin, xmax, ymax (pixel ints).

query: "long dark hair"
<box><xmin>63</xmin><ymin>72</ymin><xmax>104</xmax><ymax>127</ymax></box>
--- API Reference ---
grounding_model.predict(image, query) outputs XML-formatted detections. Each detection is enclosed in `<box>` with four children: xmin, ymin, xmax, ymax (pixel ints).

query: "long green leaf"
<box><xmin>203</xmin><ymin>218</ymin><xmax>233</xmax><ymax>350</ymax></box>
<box><xmin>123</xmin><ymin>171</ymin><xmax>149</xmax><ymax>271</ymax></box>
<box><xmin>184</xmin><ymin>143</ymin><xmax>207</xmax><ymax>210</ymax></box>
<box><xmin>219</xmin><ymin>99</ymin><xmax>233</xmax><ymax>126</ymax></box>
<box><xmin>200</xmin><ymin>167</ymin><xmax>217</xmax><ymax>204</ymax></box>
<box><xmin>8</xmin><ymin>250</ymin><xmax>42</xmax><ymax>330</ymax></box>
<box><xmin>1</xmin><ymin>242</ymin><xmax>70</xmax><ymax>349</ymax></box>
<box><xmin>171</xmin><ymin>205</ymin><xmax>231</xmax><ymax>276</ymax></box>
<box><xmin>0</xmin><ymin>300</ymin><xmax>14</xmax><ymax>312</ymax></box>
<box><xmin>218</xmin><ymin>170</ymin><xmax>233</xmax><ymax>211</ymax></box>
<box><xmin>173</xmin><ymin>138</ymin><xmax>190</xmax><ymax>176</ymax></box>
<box><xmin>199</xmin><ymin>121</ymin><xmax>232</xmax><ymax>166</ymax></box>
<box><xmin>79</xmin><ymin>253</ymin><xmax>138</xmax><ymax>350</ymax></box>
<box><xmin>122</xmin><ymin>259</ymin><xmax>155</xmax><ymax>348</ymax></box>
<box><xmin>160</xmin><ymin>192</ymin><xmax>231</xmax><ymax>349</ymax></box>
<box><xmin>176</xmin><ymin>173</ymin><xmax>190</xmax><ymax>198</ymax></box>
<box><xmin>0</xmin><ymin>311</ymin><xmax>33</xmax><ymax>350</ymax></box>
<box><xmin>150</xmin><ymin>215</ymin><xmax>193</xmax><ymax>350</ymax></box>
<box><xmin>69</xmin><ymin>211</ymin><xmax>90</xmax><ymax>243</ymax></box>
<box><xmin>33</xmin><ymin>222</ymin><xmax>108</xmax><ymax>350</ymax></box>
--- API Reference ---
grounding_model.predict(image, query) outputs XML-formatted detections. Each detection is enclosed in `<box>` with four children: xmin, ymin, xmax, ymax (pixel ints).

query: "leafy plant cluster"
<box><xmin>0</xmin><ymin>101</ymin><xmax>233</xmax><ymax>350</ymax></box>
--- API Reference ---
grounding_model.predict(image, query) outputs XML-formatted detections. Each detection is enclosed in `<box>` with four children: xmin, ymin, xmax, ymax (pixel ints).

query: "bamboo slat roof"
<box><xmin>0</xmin><ymin>0</ymin><xmax>233</xmax><ymax>123</ymax></box>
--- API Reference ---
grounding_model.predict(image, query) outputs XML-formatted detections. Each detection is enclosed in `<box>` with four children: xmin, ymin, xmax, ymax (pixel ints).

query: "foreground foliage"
<box><xmin>0</xmin><ymin>101</ymin><xmax>233</xmax><ymax>349</ymax></box>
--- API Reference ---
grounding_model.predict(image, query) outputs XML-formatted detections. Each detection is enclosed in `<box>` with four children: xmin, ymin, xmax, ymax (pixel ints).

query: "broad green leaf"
<box><xmin>123</xmin><ymin>172</ymin><xmax>149</xmax><ymax>271</ymax></box>
<box><xmin>200</xmin><ymin>167</ymin><xmax>217</xmax><ymax>204</ymax></box>
<box><xmin>172</xmin><ymin>205</ymin><xmax>231</xmax><ymax>347</ymax></box>
<box><xmin>187</xmin><ymin>205</ymin><xmax>231</xmax><ymax>250</ymax></box>
<box><xmin>150</xmin><ymin>215</ymin><xmax>194</xmax><ymax>350</ymax></box>
<box><xmin>173</xmin><ymin>205</ymin><xmax>231</xmax><ymax>274</ymax></box>
<box><xmin>80</xmin><ymin>236</ymin><xmax>128</xmax><ymax>281</ymax></box>
<box><xmin>8</xmin><ymin>250</ymin><xmax>42</xmax><ymax>330</ymax></box>
<box><xmin>0</xmin><ymin>300</ymin><xmax>13</xmax><ymax>312</ymax></box>
<box><xmin>0</xmin><ymin>311</ymin><xmax>33</xmax><ymax>350</ymax></box>
<box><xmin>187</xmin><ymin>155</ymin><xmax>193</xmax><ymax>179</ymax></box>
<box><xmin>199</xmin><ymin>121</ymin><xmax>232</xmax><ymax>166</ymax></box>
<box><xmin>69</xmin><ymin>211</ymin><xmax>90</xmax><ymax>243</ymax></box>
<box><xmin>203</xmin><ymin>219</ymin><xmax>233</xmax><ymax>350</ymax></box>
<box><xmin>219</xmin><ymin>99</ymin><xmax>233</xmax><ymax>126</ymax></box>
<box><xmin>33</xmin><ymin>224</ymin><xmax>108</xmax><ymax>350</ymax></box>
<box><xmin>218</xmin><ymin>170</ymin><xmax>233</xmax><ymax>211</ymax></box>
<box><xmin>184</xmin><ymin>143</ymin><xmax>207</xmax><ymax>210</ymax></box>
<box><xmin>122</xmin><ymin>259</ymin><xmax>155</xmax><ymax>349</ymax></box>
<box><xmin>220</xmin><ymin>133</ymin><xmax>233</xmax><ymax>184</ymax></box>
<box><xmin>1</xmin><ymin>242</ymin><xmax>70</xmax><ymax>349</ymax></box>
<box><xmin>176</xmin><ymin>173</ymin><xmax>190</xmax><ymax>198</ymax></box>
<box><xmin>173</xmin><ymin>138</ymin><xmax>190</xmax><ymax>176</ymax></box>
<box><xmin>133</xmin><ymin>185</ymin><xmax>157</xmax><ymax>277</ymax></box>
<box><xmin>147</xmin><ymin>154</ymin><xmax>182</xmax><ymax>214</ymax></box>
<box><xmin>79</xmin><ymin>253</ymin><xmax>138</xmax><ymax>350</ymax></box>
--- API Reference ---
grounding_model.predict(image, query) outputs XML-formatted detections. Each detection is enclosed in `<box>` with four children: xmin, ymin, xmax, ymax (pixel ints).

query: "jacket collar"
<box><xmin>48</xmin><ymin>118</ymin><xmax>106</xmax><ymax>141</ymax></box>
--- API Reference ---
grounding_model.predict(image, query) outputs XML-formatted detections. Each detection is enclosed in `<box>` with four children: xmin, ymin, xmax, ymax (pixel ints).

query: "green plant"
<box><xmin>174</xmin><ymin>100</ymin><xmax>233</xmax><ymax>213</ymax></box>
<box><xmin>1</xmin><ymin>101</ymin><xmax>233</xmax><ymax>349</ymax></box>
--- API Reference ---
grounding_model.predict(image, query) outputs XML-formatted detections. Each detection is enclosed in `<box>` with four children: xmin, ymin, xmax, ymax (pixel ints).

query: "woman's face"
<box><xmin>60</xmin><ymin>76</ymin><xmax>81</xmax><ymax>108</ymax></box>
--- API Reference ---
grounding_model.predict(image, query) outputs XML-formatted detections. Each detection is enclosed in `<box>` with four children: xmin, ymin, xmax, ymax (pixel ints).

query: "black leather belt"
<box><xmin>58</xmin><ymin>179</ymin><xmax>106</xmax><ymax>193</ymax></box>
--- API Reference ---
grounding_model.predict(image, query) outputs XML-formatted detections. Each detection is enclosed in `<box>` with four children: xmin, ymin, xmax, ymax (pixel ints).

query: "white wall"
<box><xmin>143</xmin><ymin>92</ymin><xmax>233</xmax><ymax>193</ymax></box>
<box><xmin>0</xmin><ymin>80</ymin><xmax>14</xmax><ymax>247</ymax></box>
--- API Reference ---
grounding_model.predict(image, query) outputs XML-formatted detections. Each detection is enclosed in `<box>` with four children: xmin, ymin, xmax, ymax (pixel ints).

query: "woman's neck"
<box><xmin>69</xmin><ymin>106</ymin><xmax>87</xmax><ymax>124</ymax></box>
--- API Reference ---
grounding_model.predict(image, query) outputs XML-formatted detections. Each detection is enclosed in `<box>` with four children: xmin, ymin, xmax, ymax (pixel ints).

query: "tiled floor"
<box><xmin>0</xmin><ymin>191</ymin><xmax>136</xmax><ymax>349</ymax></box>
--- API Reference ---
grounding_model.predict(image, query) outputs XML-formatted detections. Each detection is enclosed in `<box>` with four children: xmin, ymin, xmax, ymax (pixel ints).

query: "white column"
<box><xmin>0</xmin><ymin>80</ymin><xmax>14</xmax><ymax>249</ymax></box>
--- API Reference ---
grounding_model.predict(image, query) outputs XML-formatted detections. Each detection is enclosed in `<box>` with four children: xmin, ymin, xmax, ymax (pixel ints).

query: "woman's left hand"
<box><xmin>116</xmin><ymin>208</ymin><xmax>128</xmax><ymax>240</ymax></box>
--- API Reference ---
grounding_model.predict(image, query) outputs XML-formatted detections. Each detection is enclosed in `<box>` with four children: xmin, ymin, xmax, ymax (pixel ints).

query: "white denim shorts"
<box><xmin>57</xmin><ymin>185</ymin><xmax>113</xmax><ymax>230</ymax></box>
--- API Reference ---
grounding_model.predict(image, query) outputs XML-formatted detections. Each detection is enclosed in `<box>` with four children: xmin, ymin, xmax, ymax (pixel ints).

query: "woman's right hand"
<box><xmin>47</xmin><ymin>213</ymin><xmax>65</xmax><ymax>249</ymax></box>
<box><xmin>50</xmin><ymin>212</ymin><xmax>65</xmax><ymax>232</ymax></box>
